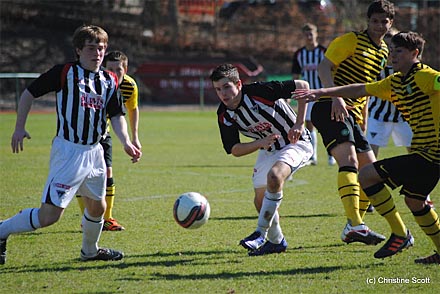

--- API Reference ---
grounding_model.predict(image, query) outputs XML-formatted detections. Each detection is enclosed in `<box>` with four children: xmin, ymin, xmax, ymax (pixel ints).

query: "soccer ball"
<box><xmin>173</xmin><ymin>192</ymin><xmax>210</xmax><ymax>229</ymax></box>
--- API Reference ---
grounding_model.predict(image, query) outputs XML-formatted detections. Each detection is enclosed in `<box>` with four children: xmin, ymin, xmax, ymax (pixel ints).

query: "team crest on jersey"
<box><xmin>406</xmin><ymin>84</ymin><xmax>413</xmax><ymax>94</ymax></box>
<box><xmin>435</xmin><ymin>75</ymin><xmax>440</xmax><ymax>90</ymax></box>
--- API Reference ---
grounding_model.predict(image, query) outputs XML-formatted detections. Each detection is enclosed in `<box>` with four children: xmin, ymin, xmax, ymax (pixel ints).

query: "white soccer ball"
<box><xmin>173</xmin><ymin>192</ymin><xmax>210</xmax><ymax>229</ymax></box>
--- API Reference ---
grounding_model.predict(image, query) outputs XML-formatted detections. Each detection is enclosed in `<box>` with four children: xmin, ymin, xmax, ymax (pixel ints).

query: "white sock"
<box><xmin>0</xmin><ymin>208</ymin><xmax>41</xmax><ymax>239</ymax></box>
<box><xmin>267</xmin><ymin>210</ymin><xmax>284</xmax><ymax>244</ymax></box>
<box><xmin>310</xmin><ymin>130</ymin><xmax>318</xmax><ymax>161</ymax></box>
<box><xmin>81</xmin><ymin>209</ymin><xmax>103</xmax><ymax>257</ymax></box>
<box><xmin>257</xmin><ymin>191</ymin><xmax>283</xmax><ymax>237</ymax></box>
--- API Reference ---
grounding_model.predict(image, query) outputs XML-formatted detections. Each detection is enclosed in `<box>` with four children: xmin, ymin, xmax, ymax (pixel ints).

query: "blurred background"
<box><xmin>1</xmin><ymin>0</ymin><xmax>439</xmax><ymax>109</ymax></box>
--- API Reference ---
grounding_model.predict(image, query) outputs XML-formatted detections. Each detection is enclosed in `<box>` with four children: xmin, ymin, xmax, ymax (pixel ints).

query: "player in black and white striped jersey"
<box><xmin>291</xmin><ymin>23</ymin><xmax>335</xmax><ymax>166</ymax></box>
<box><xmin>367</xmin><ymin>29</ymin><xmax>412</xmax><ymax>158</ymax></box>
<box><xmin>0</xmin><ymin>25</ymin><xmax>141</xmax><ymax>265</ymax></box>
<box><xmin>210</xmin><ymin>63</ymin><xmax>313</xmax><ymax>256</ymax></box>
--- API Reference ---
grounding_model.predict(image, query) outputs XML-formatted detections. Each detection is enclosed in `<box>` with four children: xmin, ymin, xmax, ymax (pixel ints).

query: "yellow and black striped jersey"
<box><xmin>365</xmin><ymin>63</ymin><xmax>440</xmax><ymax>164</ymax></box>
<box><xmin>105</xmin><ymin>74</ymin><xmax>139</xmax><ymax>134</ymax></box>
<box><xmin>323</xmin><ymin>31</ymin><xmax>389</xmax><ymax>123</ymax></box>
<box><xmin>119</xmin><ymin>74</ymin><xmax>138</xmax><ymax>111</ymax></box>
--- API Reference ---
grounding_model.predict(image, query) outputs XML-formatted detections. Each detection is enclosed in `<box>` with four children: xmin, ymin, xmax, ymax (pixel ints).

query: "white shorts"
<box><xmin>367</xmin><ymin>119</ymin><xmax>412</xmax><ymax>147</ymax></box>
<box><xmin>305</xmin><ymin>101</ymin><xmax>315</xmax><ymax>121</ymax></box>
<box><xmin>41</xmin><ymin>136</ymin><xmax>106</xmax><ymax>208</ymax></box>
<box><xmin>252</xmin><ymin>140</ymin><xmax>313</xmax><ymax>188</ymax></box>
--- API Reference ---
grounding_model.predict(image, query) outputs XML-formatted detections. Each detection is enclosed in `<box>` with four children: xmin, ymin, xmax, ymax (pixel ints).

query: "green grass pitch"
<box><xmin>0</xmin><ymin>110</ymin><xmax>438</xmax><ymax>293</ymax></box>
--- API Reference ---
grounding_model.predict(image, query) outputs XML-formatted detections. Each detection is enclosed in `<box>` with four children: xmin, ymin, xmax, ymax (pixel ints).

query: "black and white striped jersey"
<box><xmin>27</xmin><ymin>62</ymin><xmax>125</xmax><ymax>145</ymax></box>
<box><xmin>368</xmin><ymin>65</ymin><xmax>405</xmax><ymax>122</ymax></box>
<box><xmin>291</xmin><ymin>45</ymin><xmax>326</xmax><ymax>89</ymax></box>
<box><xmin>217</xmin><ymin>80</ymin><xmax>311</xmax><ymax>154</ymax></box>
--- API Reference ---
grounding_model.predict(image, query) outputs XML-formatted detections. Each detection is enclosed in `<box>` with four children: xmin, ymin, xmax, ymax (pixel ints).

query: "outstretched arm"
<box><xmin>293</xmin><ymin>83</ymin><xmax>369</xmax><ymax>103</ymax></box>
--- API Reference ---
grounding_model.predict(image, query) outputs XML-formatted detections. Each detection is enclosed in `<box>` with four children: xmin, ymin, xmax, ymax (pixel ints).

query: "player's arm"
<box><xmin>318</xmin><ymin>57</ymin><xmax>349</xmax><ymax>121</ymax></box>
<box><xmin>127</xmin><ymin>107</ymin><xmax>141</xmax><ymax>149</ymax></box>
<box><xmin>360</xmin><ymin>96</ymin><xmax>369</xmax><ymax>133</ymax></box>
<box><xmin>110</xmin><ymin>114</ymin><xmax>142</xmax><ymax>163</ymax></box>
<box><xmin>289</xmin><ymin>80</ymin><xmax>308</xmax><ymax>144</ymax></box>
<box><xmin>11</xmin><ymin>89</ymin><xmax>34</xmax><ymax>153</ymax></box>
<box><xmin>293</xmin><ymin>83</ymin><xmax>368</xmax><ymax>102</ymax></box>
<box><xmin>231</xmin><ymin>135</ymin><xmax>281</xmax><ymax>157</ymax></box>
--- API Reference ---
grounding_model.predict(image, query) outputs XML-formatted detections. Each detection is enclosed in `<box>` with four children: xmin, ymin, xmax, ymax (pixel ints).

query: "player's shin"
<box><xmin>412</xmin><ymin>204</ymin><xmax>440</xmax><ymax>252</ymax></box>
<box><xmin>257</xmin><ymin>191</ymin><xmax>283</xmax><ymax>237</ymax></box>
<box><xmin>364</xmin><ymin>183</ymin><xmax>407</xmax><ymax>237</ymax></box>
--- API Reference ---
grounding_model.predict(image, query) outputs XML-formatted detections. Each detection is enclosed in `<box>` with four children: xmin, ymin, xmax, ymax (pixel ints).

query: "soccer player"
<box><xmin>210</xmin><ymin>63</ymin><xmax>313</xmax><ymax>256</ymax></box>
<box><xmin>367</xmin><ymin>28</ymin><xmax>434</xmax><ymax>211</ymax></box>
<box><xmin>291</xmin><ymin>23</ymin><xmax>335</xmax><ymax>166</ymax></box>
<box><xmin>293</xmin><ymin>31</ymin><xmax>440</xmax><ymax>263</ymax></box>
<box><xmin>0</xmin><ymin>25</ymin><xmax>142</xmax><ymax>265</ymax></box>
<box><xmin>76</xmin><ymin>50</ymin><xmax>142</xmax><ymax>231</ymax></box>
<box><xmin>311</xmin><ymin>0</ymin><xmax>395</xmax><ymax>245</ymax></box>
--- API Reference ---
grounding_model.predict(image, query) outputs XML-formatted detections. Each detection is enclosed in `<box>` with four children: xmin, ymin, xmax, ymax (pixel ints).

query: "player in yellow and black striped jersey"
<box><xmin>292</xmin><ymin>31</ymin><xmax>440</xmax><ymax>263</ymax></box>
<box><xmin>311</xmin><ymin>0</ymin><xmax>395</xmax><ymax>246</ymax></box>
<box><xmin>76</xmin><ymin>51</ymin><xmax>142</xmax><ymax>231</ymax></box>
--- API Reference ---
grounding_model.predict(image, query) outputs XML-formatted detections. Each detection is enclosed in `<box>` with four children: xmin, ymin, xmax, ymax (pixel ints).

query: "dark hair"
<box><xmin>209</xmin><ymin>64</ymin><xmax>240</xmax><ymax>83</ymax></box>
<box><xmin>367</xmin><ymin>0</ymin><xmax>395</xmax><ymax>19</ymax></box>
<box><xmin>103</xmin><ymin>50</ymin><xmax>129</xmax><ymax>69</ymax></box>
<box><xmin>391</xmin><ymin>31</ymin><xmax>425</xmax><ymax>59</ymax></box>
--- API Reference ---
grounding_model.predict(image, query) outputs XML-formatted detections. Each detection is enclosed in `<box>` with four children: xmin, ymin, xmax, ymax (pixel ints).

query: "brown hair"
<box><xmin>72</xmin><ymin>25</ymin><xmax>108</xmax><ymax>58</ymax></box>
<box><xmin>391</xmin><ymin>31</ymin><xmax>425</xmax><ymax>59</ymax></box>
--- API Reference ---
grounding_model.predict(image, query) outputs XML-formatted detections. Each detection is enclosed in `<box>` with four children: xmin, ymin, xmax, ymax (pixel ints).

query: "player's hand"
<box><xmin>123</xmin><ymin>143</ymin><xmax>142</xmax><ymax>163</ymax></box>
<box><xmin>331</xmin><ymin>97</ymin><xmax>350</xmax><ymax>121</ymax></box>
<box><xmin>291</xmin><ymin>89</ymin><xmax>320</xmax><ymax>102</ymax></box>
<box><xmin>132</xmin><ymin>138</ymin><xmax>142</xmax><ymax>151</ymax></box>
<box><xmin>259</xmin><ymin>134</ymin><xmax>280</xmax><ymax>150</ymax></box>
<box><xmin>288</xmin><ymin>123</ymin><xmax>304</xmax><ymax>144</ymax></box>
<box><xmin>11</xmin><ymin>129</ymin><xmax>31</xmax><ymax>153</ymax></box>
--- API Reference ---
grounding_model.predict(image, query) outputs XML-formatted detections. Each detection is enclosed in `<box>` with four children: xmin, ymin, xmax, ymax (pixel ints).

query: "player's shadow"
<box><xmin>211</xmin><ymin>213</ymin><xmax>338</xmax><ymax>221</ymax></box>
<box><xmin>145</xmin><ymin>264</ymin><xmax>364</xmax><ymax>281</ymax></box>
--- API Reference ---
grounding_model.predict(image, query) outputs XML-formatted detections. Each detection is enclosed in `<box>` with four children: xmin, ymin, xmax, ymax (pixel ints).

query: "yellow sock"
<box><xmin>359</xmin><ymin>189</ymin><xmax>370</xmax><ymax>220</ymax></box>
<box><xmin>104</xmin><ymin>184</ymin><xmax>115</xmax><ymax>220</ymax></box>
<box><xmin>76</xmin><ymin>195</ymin><xmax>85</xmax><ymax>215</ymax></box>
<box><xmin>338</xmin><ymin>167</ymin><xmax>362</xmax><ymax>226</ymax></box>
<box><xmin>365</xmin><ymin>183</ymin><xmax>406</xmax><ymax>237</ymax></box>
<box><xmin>413</xmin><ymin>205</ymin><xmax>440</xmax><ymax>252</ymax></box>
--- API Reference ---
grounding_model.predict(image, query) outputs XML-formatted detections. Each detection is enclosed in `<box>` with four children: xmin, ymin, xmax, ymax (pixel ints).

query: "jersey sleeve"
<box><xmin>414</xmin><ymin>68</ymin><xmax>440</xmax><ymax>95</ymax></box>
<box><xmin>245</xmin><ymin>80</ymin><xmax>297</xmax><ymax>101</ymax></box>
<box><xmin>122</xmin><ymin>74</ymin><xmax>139</xmax><ymax>110</ymax></box>
<box><xmin>365</xmin><ymin>76</ymin><xmax>393</xmax><ymax>101</ymax></box>
<box><xmin>27</xmin><ymin>64</ymin><xmax>64</xmax><ymax>98</ymax></box>
<box><xmin>217</xmin><ymin>105</ymin><xmax>240</xmax><ymax>154</ymax></box>
<box><xmin>325</xmin><ymin>32</ymin><xmax>357</xmax><ymax>67</ymax></box>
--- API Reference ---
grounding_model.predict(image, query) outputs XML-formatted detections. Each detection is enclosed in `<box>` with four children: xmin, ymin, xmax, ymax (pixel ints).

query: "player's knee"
<box><xmin>267</xmin><ymin>170</ymin><xmax>283</xmax><ymax>190</ymax></box>
<box><xmin>404</xmin><ymin>195</ymin><xmax>426</xmax><ymax>212</ymax></box>
<box><xmin>358</xmin><ymin>165</ymin><xmax>380</xmax><ymax>188</ymax></box>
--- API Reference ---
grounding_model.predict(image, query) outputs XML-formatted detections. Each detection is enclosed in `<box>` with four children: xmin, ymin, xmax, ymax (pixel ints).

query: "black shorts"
<box><xmin>373</xmin><ymin>153</ymin><xmax>440</xmax><ymax>199</ymax></box>
<box><xmin>100</xmin><ymin>135</ymin><xmax>113</xmax><ymax>167</ymax></box>
<box><xmin>311</xmin><ymin>100</ymin><xmax>371</xmax><ymax>154</ymax></box>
